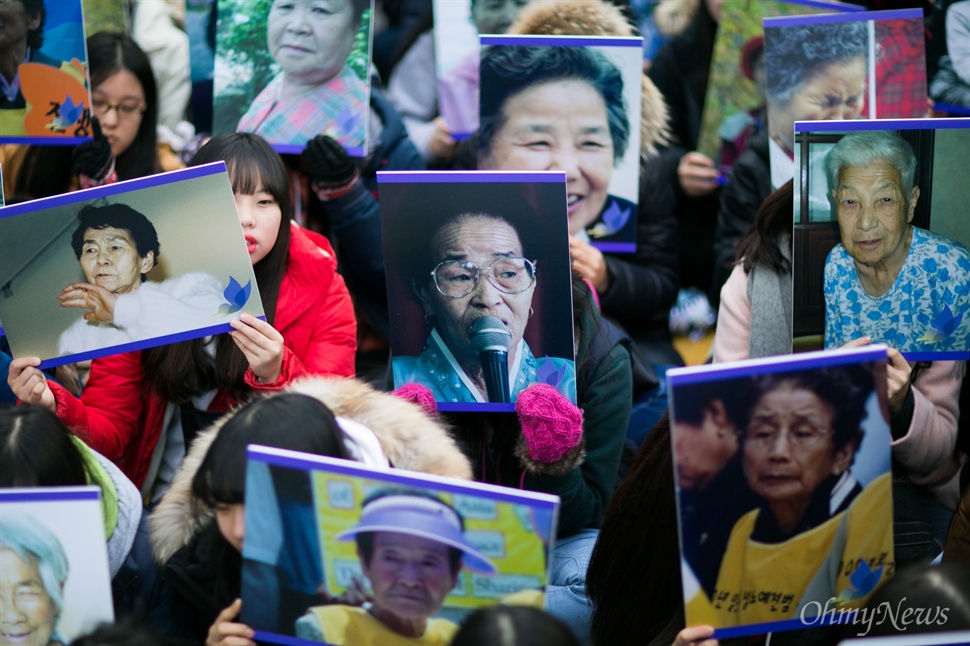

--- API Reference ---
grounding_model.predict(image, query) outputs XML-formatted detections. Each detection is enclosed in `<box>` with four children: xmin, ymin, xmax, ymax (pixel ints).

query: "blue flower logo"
<box><xmin>217</xmin><ymin>276</ymin><xmax>252</xmax><ymax>315</ymax></box>
<box><xmin>837</xmin><ymin>560</ymin><xmax>883</xmax><ymax>603</ymax></box>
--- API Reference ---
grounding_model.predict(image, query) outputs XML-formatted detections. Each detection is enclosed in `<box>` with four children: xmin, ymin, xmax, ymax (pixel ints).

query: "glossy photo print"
<box><xmin>696</xmin><ymin>0</ymin><xmax>863</xmax><ymax>171</ymax></box>
<box><xmin>432</xmin><ymin>0</ymin><xmax>536</xmax><ymax>139</ymax></box>
<box><xmin>0</xmin><ymin>0</ymin><xmax>93</xmax><ymax>145</ymax></box>
<box><xmin>0</xmin><ymin>487</ymin><xmax>114</xmax><ymax>645</ymax></box>
<box><xmin>478</xmin><ymin>35</ymin><xmax>643</xmax><ymax>253</ymax></box>
<box><xmin>0</xmin><ymin>163</ymin><xmax>265</xmax><ymax>368</ymax></box>
<box><xmin>792</xmin><ymin>118</ymin><xmax>970</xmax><ymax>360</ymax></box>
<box><xmin>377</xmin><ymin>171</ymin><xmax>576</xmax><ymax>412</ymax></box>
<box><xmin>240</xmin><ymin>446</ymin><xmax>560</xmax><ymax>645</ymax></box>
<box><xmin>669</xmin><ymin>346</ymin><xmax>895</xmax><ymax>638</ymax></box>
<box><xmin>213</xmin><ymin>0</ymin><xmax>374</xmax><ymax>155</ymax></box>
<box><xmin>762</xmin><ymin>8</ymin><xmax>928</xmax><ymax>190</ymax></box>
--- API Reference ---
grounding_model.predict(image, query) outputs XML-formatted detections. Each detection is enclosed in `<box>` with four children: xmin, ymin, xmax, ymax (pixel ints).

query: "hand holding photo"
<box><xmin>0</xmin><ymin>163</ymin><xmax>265</xmax><ymax>367</ymax></box>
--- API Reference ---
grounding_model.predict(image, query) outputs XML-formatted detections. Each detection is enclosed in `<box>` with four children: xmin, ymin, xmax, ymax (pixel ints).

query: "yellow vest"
<box><xmin>309</xmin><ymin>606</ymin><xmax>458</xmax><ymax>646</ymax></box>
<box><xmin>712</xmin><ymin>473</ymin><xmax>894</xmax><ymax>626</ymax></box>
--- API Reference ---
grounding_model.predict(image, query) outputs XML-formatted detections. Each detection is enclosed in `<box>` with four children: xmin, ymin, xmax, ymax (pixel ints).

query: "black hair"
<box><xmin>353</xmin><ymin>488</ymin><xmax>465</xmax><ymax>576</ymax></box>
<box><xmin>0</xmin><ymin>406</ymin><xmax>89</xmax><ymax>488</ymax></box>
<box><xmin>736</xmin><ymin>179</ymin><xmax>794</xmax><ymax>275</ymax></box>
<box><xmin>745</xmin><ymin>364</ymin><xmax>872</xmax><ymax>457</ymax></box>
<box><xmin>70</xmin><ymin>203</ymin><xmax>160</xmax><ymax>282</ymax></box>
<box><xmin>479</xmin><ymin>45</ymin><xmax>629</xmax><ymax>164</ymax></box>
<box><xmin>141</xmin><ymin>132</ymin><xmax>292</xmax><ymax>403</ymax></box>
<box><xmin>450</xmin><ymin>606</ymin><xmax>580</xmax><ymax>646</ymax></box>
<box><xmin>191</xmin><ymin>393</ymin><xmax>350</xmax><ymax>508</ymax></box>
<box><xmin>86</xmin><ymin>32</ymin><xmax>160</xmax><ymax>180</ymax></box>
<box><xmin>187</xmin><ymin>132</ymin><xmax>291</xmax><ymax>325</ymax></box>
<box><xmin>670</xmin><ymin>376</ymin><xmax>747</xmax><ymax>428</ymax></box>
<box><xmin>70</xmin><ymin>618</ymin><xmax>185</xmax><ymax>646</ymax></box>
<box><xmin>22</xmin><ymin>0</ymin><xmax>46</xmax><ymax>51</ymax></box>
<box><xmin>764</xmin><ymin>22</ymin><xmax>868</xmax><ymax>105</ymax></box>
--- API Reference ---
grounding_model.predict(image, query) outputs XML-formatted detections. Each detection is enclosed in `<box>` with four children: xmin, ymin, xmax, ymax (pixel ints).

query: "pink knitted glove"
<box><xmin>515</xmin><ymin>383</ymin><xmax>584</xmax><ymax>464</ymax></box>
<box><xmin>392</xmin><ymin>383</ymin><xmax>438</xmax><ymax>417</ymax></box>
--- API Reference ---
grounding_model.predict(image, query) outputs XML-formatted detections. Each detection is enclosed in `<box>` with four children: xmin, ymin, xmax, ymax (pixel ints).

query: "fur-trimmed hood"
<box><xmin>509</xmin><ymin>0</ymin><xmax>671</xmax><ymax>159</ymax></box>
<box><xmin>654</xmin><ymin>0</ymin><xmax>701</xmax><ymax>38</ymax></box>
<box><xmin>149</xmin><ymin>377</ymin><xmax>472</xmax><ymax>564</ymax></box>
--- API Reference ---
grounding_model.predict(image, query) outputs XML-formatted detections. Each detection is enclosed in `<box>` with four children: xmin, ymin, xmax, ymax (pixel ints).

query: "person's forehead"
<box><xmin>83</xmin><ymin>226</ymin><xmax>136</xmax><ymax>244</ymax></box>
<box><xmin>0</xmin><ymin>546</ymin><xmax>44</xmax><ymax>580</ymax></box>
<box><xmin>373</xmin><ymin>531</ymin><xmax>451</xmax><ymax>555</ymax></box>
<box><xmin>752</xmin><ymin>384</ymin><xmax>830</xmax><ymax>414</ymax></box>
<box><xmin>838</xmin><ymin>162</ymin><xmax>903</xmax><ymax>190</ymax></box>
<box><xmin>433</xmin><ymin>217</ymin><xmax>522</xmax><ymax>254</ymax></box>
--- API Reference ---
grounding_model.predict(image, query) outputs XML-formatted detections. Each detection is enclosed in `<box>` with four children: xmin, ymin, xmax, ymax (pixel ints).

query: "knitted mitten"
<box><xmin>392</xmin><ymin>383</ymin><xmax>438</xmax><ymax>417</ymax></box>
<box><xmin>514</xmin><ymin>383</ymin><xmax>585</xmax><ymax>474</ymax></box>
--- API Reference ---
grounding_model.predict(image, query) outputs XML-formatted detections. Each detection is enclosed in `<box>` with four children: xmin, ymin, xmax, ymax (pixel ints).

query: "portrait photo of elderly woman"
<box><xmin>55</xmin><ymin>203</ymin><xmax>230</xmax><ymax>357</ymax></box>
<box><xmin>710</xmin><ymin>363</ymin><xmax>894</xmax><ymax>627</ymax></box>
<box><xmin>379</xmin><ymin>173</ymin><xmax>576</xmax><ymax>409</ymax></box>
<box><xmin>0</xmin><ymin>513</ymin><xmax>70</xmax><ymax>646</ymax></box>
<box><xmin>0</xmin><ymin>492</ymin><xmax>114</xmax><ymax>645</ymax></box>
<box><xmin>296</xmin><ymin>489</ymin><xmax>497</xmax><ymax>645</ymax></box>
<box><xmin>215</xmin><ymin>0</ymin><xmax>372</xmax><ymax>153</ymax></box>
<box><xmin>669</xmin><ymin>351</ymin><xmax>895</xmax><ymax>631</ymax></box>
<box><xmin>823</xmin><ymin>130</ymin><xmax>970</xmax><ymax>356</ymax></box>
<box><xmin>763</xmin><ymin>11</ymin><xmax>928</xmax><ymax>191</ymax></box>
<box><xmin>478</xmin><ymin>40</ymin><xmax>642</xmax><ymax>250</ymax></box>
<box><xmin>0</xmin><ymin>165</ymin><xmax>263</xmax><ymax>365</ymax></box>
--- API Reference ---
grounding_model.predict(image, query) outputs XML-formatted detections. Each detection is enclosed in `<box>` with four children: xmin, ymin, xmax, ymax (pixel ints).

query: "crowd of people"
<box><xmin>1</xmin><ymin>0</ymin><xmax>968</xmax><ymax>645</ymax></box>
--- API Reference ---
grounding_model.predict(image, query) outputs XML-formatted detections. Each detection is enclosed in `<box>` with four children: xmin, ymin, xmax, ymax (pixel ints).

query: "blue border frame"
<box><xmin>0</xmin><ymin>487</ymin><xmax>100</xmax><ymax>503</ymax></box>
<box><xmin>0</xmin><ymin>136</ymin><xmax>91</xmax><ymax>146</ymax></box>
<box><xmin>765</xmin><ymin>7</ymin><xmax>921</xmax><ymax>28</ymax></box>
<box><xmin>666</xmin><ymin>346</ymin><xmax>886</xmax><ymax>387</ymax></box>
<box><xmin>272</xmin><ymin>143</ymin><xmax>365</xmax><ymax>158</ymax></box>
<box><xmin>783</xmin><ymin>0</ymin><xmax>866</xmax><ymax>10</ymax></box>
<box><xmin>35</xmin><ymin>318</ymin><xmax>266</xmax><ymax>370</ymax></box>
<box><xmin>933</xmin><ymin>102</ymin><xmax>970</xmax><ymax>117</ymax></box>
<box><xmin>248</xmin><ymin>446</ymin><xmax>561</xmax><ymax>508</ymax></box>
<box><xmin>795</xmin><ymin>118</ymin><xmax>970</xmax><ymax>133</ymax></box>
<box><xmin>377</xmin><ymin>170</ymin><xmax>566</xmax><ymax>184</ymax></box>
<box><xmin>481</xmin><ymin>35</ymin><xmax>643</xmax><ymax>48</ymax></box>
<box><xmin>0</xmin><ymin>162</ymin><xmax>228</xmax><ymax>220</ymax></box>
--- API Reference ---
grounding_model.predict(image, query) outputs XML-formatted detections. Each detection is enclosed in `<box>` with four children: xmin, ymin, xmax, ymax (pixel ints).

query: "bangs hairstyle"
<box><xmin>87</xmin><ymin>32</ymin><xmax>160</xmax><ymax>180</ymax></box>
<box><xmin>142</xmin><ymin>133</ymin><xmax>292</xmax><ymax>403</ymax></box>
<box><xmin>191</xmin><ymin>393</ymin><xmax>351</xmax><ymax>508</ymax></box>
<box><xmin>479</xmin><ymin>45</ymin><xmax>630</xmax><ymax>165</ymax></box>
<box><xmin>0</xmin><ymin>407</ymin><xmax>88</xmax><ymax>488</ymax></box>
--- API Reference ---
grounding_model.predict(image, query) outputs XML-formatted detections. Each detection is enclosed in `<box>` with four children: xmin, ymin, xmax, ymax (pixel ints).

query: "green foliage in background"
<box><xmin>213</xmin><ymin>0</ymin><xmax>371</xmax><ymax>134</ymax></box>
<box><xmin>82</xmin><ymin>0</ymin><xmax>127</xmax><ymax>37</ymax></box>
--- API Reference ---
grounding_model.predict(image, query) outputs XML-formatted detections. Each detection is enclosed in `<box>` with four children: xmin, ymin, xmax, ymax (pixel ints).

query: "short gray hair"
<box><xmin>825</xmin><ymin>130</ymin><xmax>917</xmax><ymax>194</ymax></box>
<box><xmin>0</xmin><ymin>513</ymin><xmax>69</xmax><ymax>616</ymax></box>
<box><xmin>764</xmin><ymin>22</ymin><xmax>868</xmax><ymax>106</ymax></box>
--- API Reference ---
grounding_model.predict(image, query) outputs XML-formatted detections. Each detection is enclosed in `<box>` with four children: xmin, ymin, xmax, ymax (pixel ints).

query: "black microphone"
<box><xmin>469</xmin><ymin>316</ymin><xmax>512</xmax><ymax>403</ymax></box>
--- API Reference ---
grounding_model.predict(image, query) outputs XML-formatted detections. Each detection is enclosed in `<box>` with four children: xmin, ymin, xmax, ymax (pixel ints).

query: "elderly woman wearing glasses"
<box><xmin>712</xmin><ymin>365</ymin><xmax>893</xmax><ymax>625</ymax></box>
<box><xmin>393</xmin><ymin>211</ymin><xmax>574</xmax><ymax>404</ymax></box>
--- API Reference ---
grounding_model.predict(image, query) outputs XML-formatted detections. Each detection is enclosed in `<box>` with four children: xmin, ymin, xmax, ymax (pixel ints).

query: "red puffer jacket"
<box><xmin>49</xmin><ymin>224</ymin><xmax>357</xmax><ymax>489</ymax></box>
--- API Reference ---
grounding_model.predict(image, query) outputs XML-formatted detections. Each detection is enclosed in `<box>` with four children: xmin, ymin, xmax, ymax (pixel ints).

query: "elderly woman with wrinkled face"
<box><xmin>392</xmin><ymin>211</ymin><xmax>575</xmax><ymax>404</ymax></box>
<box><xmin>712</xmin><ymin>365</ymin><xmax>894</xmax><ymax>626</ymax></box>
<box><xmin>236</xmin><ymin>0</ymin><xmax>370</xmax><ymax>149</ymax></box>
<box><xmin>823</xmin><ymin>130</ymin><xmax>970</xmax><ymax>356</ymax></box>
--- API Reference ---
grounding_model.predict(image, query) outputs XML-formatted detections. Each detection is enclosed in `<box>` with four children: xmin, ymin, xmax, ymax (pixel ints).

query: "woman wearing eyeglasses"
<box><xmin>393</xmin><ymin>211</ymin><xmax>574</xmax><ymax>404</ymax></box>
<box><xmin>5</xmin><ymin>32</ymin><xmax>181</xmax><ymax>201</ymax></box>
<box><xmin>712</xmin><ymin>365</ymin><xmax>893</xmax><ymax>626</ymax></box>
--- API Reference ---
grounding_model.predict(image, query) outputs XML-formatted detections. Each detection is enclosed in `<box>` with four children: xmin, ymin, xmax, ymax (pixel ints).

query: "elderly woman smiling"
<box><xmin>824</xmin><ymin>131</ymin><xmax>970</xmax><ymax>355</ymax></box>
<box><xmin>478</xmin><ymin>46</ymin><xmax>634</xmax><ymax>245</ymax></box>
<box><xmin>393</xmin><ymin>211</ymin><xmax>575</xmax><ymax>404</ymax></box>
<box><xmin>236</xmin><ymin>0</ymin><xmax>369</xmax><ymax>149</ymax></box>
<box><xmin>713</xmin><ymin>366</ymin><xmax>893</xmax><ymax>625</ymax></box>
